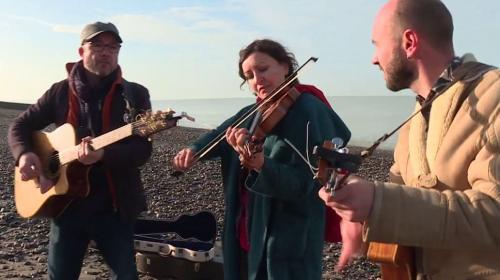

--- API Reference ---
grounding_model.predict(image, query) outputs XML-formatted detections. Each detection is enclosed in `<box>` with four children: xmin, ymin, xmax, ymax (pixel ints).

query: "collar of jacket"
<box><xmin>65</xmin><ymin>60</ymin><xmax>124</xmax><ymax>134</ymax></box>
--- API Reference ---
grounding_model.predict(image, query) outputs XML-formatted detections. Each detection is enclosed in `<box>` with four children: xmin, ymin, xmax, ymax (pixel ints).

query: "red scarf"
<box><xmin>66</xmin><ymin>61</ymin><xmax>123</xmax><ymax>134</ymax></box>
<box><xmin>65</xmin><ymin>61</ymin><xmax>123</xmax><ymax>210</ymax></box>
<box><xmin>294</xmin><ymin>84</ymin><xmax>331</xmax><ymax>107</ymax></box>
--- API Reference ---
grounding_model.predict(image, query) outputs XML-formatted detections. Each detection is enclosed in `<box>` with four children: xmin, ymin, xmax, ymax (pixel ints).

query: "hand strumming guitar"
<box><xmin>18</xmin><ymin>152</ymin><xmax>53</xmax><ymax>193</ymax></box>
<box><xmin>19</xmin><ymin>152</ymin><xmax>42</xmax><ymax>181</ymax></box>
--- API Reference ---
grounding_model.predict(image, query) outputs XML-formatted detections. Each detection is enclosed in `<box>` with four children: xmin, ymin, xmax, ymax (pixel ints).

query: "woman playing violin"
<box><xmin>172</xmin><ymin>39</ymin><xmax>350</xmax><ymax>280</ymax></box>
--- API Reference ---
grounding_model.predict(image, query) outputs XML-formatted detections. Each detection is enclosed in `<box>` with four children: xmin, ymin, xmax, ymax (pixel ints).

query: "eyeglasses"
<box><xmin>86</xmin><ymin>42</ymin><xmax>121</xmax><ymax>54</ymax></box>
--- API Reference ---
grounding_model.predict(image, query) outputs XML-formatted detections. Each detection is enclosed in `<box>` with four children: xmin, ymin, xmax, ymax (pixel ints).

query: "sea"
<box><xmin>153</xmin><ymin>95</ymin><xmax>416</xmax><ymax>150</ymax></box>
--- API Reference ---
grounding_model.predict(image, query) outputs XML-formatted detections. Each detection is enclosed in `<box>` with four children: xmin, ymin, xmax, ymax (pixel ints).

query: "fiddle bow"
<box><xmin>172</xmin><ymin>57</ymin><xmax>318</xmax><ymax>177</ymax></box>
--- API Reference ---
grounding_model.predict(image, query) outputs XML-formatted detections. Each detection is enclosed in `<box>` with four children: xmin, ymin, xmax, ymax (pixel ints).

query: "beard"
<box><xmin>385</xmin><ymin>47</ymin><xmax>415</xmax><ymax>91</ymax></box>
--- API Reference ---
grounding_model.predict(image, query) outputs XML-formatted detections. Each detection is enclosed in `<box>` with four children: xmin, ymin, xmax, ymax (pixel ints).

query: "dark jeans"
<box><xmin>48</xmin><ymin>208</ymin><xmax>137</xmax><ymax>280</ymax></box>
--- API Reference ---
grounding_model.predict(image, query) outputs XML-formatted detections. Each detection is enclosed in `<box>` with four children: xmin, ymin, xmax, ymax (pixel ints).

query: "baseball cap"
<box><xmin>80</xmin><ymin>22</ymin><xmax>123</xmax><ymax>45</ymax></box>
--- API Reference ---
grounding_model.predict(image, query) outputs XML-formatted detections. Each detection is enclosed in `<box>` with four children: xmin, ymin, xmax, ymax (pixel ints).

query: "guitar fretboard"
<box><xmin>58</xmin><ymin>124</ymin><xmax>134</xmax><ymax>165</ymax></box>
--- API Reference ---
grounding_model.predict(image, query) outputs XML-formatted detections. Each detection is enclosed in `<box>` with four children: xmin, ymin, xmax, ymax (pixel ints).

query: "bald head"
<box><xmin>382</xmin><ymin>0</ymin><xmax>454</xmax><ymax>51</ymax></box>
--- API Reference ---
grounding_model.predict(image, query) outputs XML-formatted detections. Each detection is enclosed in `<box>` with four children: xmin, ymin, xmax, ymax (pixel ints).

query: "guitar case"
<box><xmin>134</xmin><ymin>211</ymin><xmax>223</xmax><ymax>280</ymax></box>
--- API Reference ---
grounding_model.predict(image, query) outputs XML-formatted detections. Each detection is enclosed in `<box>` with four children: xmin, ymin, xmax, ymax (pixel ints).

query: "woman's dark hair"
<box><xmin>238</xmin><ymin>39</ymin><xmax>298</xmax><ymax>87</ymax></box>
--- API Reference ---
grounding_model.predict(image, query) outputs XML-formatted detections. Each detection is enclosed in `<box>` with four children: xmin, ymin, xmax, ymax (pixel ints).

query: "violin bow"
<box><xmin>172</xmin><ymin>57</ymin><xmax>319</xmax><ymax>177</ymax></box>
<box><xmin>194</xmin><ymin>57</ymin><xmax>318</xmax><ymax>159</ymax></box>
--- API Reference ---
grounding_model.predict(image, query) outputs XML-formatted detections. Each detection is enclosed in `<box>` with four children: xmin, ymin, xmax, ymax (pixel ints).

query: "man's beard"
<box><xmin>385</xmin><ymin>47</ymin><xmax>415</xmax><ymax>91</ymax></box>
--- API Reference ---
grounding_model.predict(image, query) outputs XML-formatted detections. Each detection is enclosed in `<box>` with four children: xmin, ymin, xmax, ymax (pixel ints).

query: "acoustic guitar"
<box><xmin>367</xmin><ymin>243</ymin><xmax>414</xmax><ymax>280</ymax></box>
<box><xmin>14</xmin><ymin>109</ymin><xmax>193</xmax><ymax>219</ymax></box>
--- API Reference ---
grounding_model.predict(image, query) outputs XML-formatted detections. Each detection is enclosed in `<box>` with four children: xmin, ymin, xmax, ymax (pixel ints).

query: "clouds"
<box><xmin>0</xmin><ymin>1</ymin><xmax>399</xmax><ymax>101</ymax></box>
<box><xmin>4</xmin><ymin>14</ymin><xmax>79</xmax><ymax>35</ymax></box>
<box><xmin>108</xmin><ymin>12</ymin><xmax>242</xmax><ymax>46</ymax></box>
<box><xmin>0</xmin><ymin>0</ymin><xmax>498</xmax><ymax>102</ymax></box>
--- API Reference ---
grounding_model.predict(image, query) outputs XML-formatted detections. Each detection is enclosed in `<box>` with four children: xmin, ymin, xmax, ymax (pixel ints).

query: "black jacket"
<box><xmin>8</xmin><ymin>74</ymin><xmax>152</xmax><ymax>223</ymax></box>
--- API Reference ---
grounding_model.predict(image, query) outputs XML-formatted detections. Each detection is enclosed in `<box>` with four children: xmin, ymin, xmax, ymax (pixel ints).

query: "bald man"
<box><xmin>319</xmin><ymin>0</ymin><xmax>500</xmax><ymax>279</ymax></box>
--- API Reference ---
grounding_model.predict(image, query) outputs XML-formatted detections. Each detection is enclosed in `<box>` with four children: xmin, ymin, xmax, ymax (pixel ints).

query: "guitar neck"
<box><xmin>91</xmin><ymin>123</ymin><xmax>134</xmax><ymax>150</ymax></box>
<box><xmin>59</xmin><ymin>123</ymin><xmax>134</xmax><ymax>165</ymax></box>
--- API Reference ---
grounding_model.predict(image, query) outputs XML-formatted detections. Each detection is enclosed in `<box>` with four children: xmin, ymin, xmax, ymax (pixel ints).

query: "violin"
<box><xmin>241</xmin><ymin>86</ymin><xmax>302</xmax><ymax>159</ymax></box>
<box><xmin>172</xmin><ymin>57</ymin><xmax>318</xmax><ymax>177</ymax></box>
<box><xmin>252</xmin><ymin>86</ymin><xmax>301</xmax><ymax>139</ymax></box>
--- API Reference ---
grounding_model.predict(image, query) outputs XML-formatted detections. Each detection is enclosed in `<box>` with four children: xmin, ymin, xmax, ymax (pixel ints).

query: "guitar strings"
<box><xmin>45</xmin><ymin>121</ymin><xmax>141</xmax><ymax>165</ymax></box>
<box><xmin>42</xmin><ymin>112</ymin><xmax>173</xmax><ymax>173</ymax></box>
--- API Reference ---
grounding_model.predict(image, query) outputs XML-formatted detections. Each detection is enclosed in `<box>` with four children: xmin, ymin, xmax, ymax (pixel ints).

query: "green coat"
<box><xmin>190</xmin><ymin>93</ymin><xmax>350</xmax><ymax>280</ymax></box>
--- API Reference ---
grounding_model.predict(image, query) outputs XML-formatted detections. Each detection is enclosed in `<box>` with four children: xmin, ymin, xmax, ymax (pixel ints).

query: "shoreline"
<box><xmin>0</xmin><ymin>101</ymin><xmax>30</xmax><ymax>111</ymax></box>
<box><xmin>0</xmin><ymin>107</ymin><xmax>386</xmax><ymax>279</ymax></box>
<box><xmin>0</xmin><ymin>101</ymin><xmax>395</xmax><ymax>153</ymax></box>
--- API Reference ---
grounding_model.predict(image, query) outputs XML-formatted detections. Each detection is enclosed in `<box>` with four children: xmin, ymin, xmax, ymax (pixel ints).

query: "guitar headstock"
<box><xmin>132</xmin><ymin>109</ymin><xmax>195</xmax><ymax>137</ymax></box>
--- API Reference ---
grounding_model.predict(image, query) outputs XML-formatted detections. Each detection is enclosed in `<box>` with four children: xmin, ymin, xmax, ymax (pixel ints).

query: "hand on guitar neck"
<box><xmin>76</xmin><ymin>136</ymin><xmax>104</xmax><ymax>165</ymax></box>
<box><xmin>18</xmin><ymin>152</ymin><xmax>54</xmax><ymax>193</ymax></box>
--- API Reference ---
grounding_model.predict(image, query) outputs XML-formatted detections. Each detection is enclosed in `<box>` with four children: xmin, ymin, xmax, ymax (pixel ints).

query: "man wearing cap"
<box><xmin>8</xmin><ymin>22</ymin><xmax>151</xmax><ymax>279</ymax></box>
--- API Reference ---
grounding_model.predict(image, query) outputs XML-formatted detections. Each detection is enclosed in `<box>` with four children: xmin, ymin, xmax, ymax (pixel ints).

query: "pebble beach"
<box><xmin>0</xmin><ymin>105</ymin><xmax>393</xmax><ymax>279</ymax></box>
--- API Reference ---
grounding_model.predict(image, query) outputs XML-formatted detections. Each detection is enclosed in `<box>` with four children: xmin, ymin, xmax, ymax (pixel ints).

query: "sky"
<box><xmin>0</xmin><ymin>0</ymin><xmax>498</xmax><ymax>103</ymax></box>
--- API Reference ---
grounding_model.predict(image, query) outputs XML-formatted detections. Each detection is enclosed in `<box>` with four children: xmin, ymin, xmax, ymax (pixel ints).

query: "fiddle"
<box><xmin>252</xmin><ymin>86</ymin><xmax>301</xmax><ymax>139</ymax></box>
<box><xmin>172</xmin><ymin>57</ymin><xmax>318</xmax><ymax>177</ymax></box>
<box><xmin>241</xmin><ymin>86</ymin><xmax>301</xmax><ymax>160</ymax></box>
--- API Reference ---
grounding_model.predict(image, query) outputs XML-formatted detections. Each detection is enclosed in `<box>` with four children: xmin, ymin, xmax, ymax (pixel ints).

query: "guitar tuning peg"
<box><xmin>181</xmin><ymin>112</ymin><xmax>195</xmax><ymax>122</ymax></box>
<box><xmin>165</xmin><ymin>108</ymin><xmax>176</xmax><ymax>114</ymax></box>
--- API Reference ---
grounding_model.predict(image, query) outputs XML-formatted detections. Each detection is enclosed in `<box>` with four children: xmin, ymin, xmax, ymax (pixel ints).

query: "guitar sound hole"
<box><xmin>47</xmin><ymin>151</ymin><xmax>61</xmax><ymax>178</ymax></box>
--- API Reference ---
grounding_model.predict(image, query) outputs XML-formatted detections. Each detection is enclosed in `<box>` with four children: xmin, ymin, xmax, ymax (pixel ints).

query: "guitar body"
<box><xmin>368</xmin><ymin>242</ymin><xmax>414</xmax><ymax>280</ymax></box>
<box><xmin>14</xmin><ymin>123</ymin><xmax>90</xmax><ymax>218</ymax></box>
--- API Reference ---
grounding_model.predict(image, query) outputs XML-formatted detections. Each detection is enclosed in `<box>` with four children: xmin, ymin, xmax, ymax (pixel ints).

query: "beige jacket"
<box><xmin>363</xmin><ymin>66</ymin><xmax>500</xmax><ymax>280</ymax></box>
